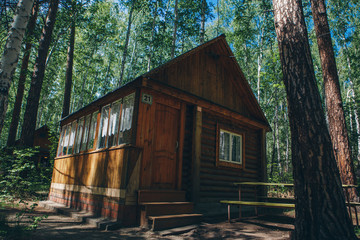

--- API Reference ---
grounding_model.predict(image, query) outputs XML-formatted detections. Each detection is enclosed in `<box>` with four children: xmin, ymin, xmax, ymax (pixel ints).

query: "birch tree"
<box><xmin>7</xmin><ymin>0</ymin><xmax>39</xmax><ymax>146</ymax></box>
<box><xmin>0</xmin><ymin>0</ymin><xmax>34</xmax><ymax>137</ymax></box>
<box><xmin>21</xmin><ymin>0</ymin><xmax>60</xmax><ymax>147</ymax></box>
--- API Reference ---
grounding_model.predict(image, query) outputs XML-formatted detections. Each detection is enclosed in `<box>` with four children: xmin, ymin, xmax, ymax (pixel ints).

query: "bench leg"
<box><xmin>239</xmin><ymin>205</ymin><xmax>242</xmax><ymax>219</ymax></box>
<box><xmin>228</xmin><ymin>204</ymin><xmax>231</xmax><ymax>222</ymax></box>
<box><xmin>355</xmin><ymin>206</ymin><xmax>359</xmax><ymax>226</ymax></box>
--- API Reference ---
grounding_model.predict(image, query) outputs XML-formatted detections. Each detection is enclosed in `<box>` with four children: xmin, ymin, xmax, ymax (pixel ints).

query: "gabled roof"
<box><xmin>63</xmin><ymin>35</ymin><xmax>270</xmax><ymax>130</ymax></box>
<box><xmin>143</xmin><ymin>34</ymin><xmax>270</xmax><ymax>129</ymax></box>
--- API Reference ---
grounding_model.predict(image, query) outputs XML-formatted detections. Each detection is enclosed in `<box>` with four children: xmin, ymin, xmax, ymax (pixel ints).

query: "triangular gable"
<box><xmin>62</xmin><ymin>35</ymin><xmax>270</xmax><ymax>131</ymax></box>
<box><xmin>143</xmin><ymin>34</ymin><xmax>270</xmax><ymax>130</ymax></box>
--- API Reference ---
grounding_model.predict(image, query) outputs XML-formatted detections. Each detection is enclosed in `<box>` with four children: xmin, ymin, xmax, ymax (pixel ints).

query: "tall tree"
<box><xmin>119</xmin><ymin>0</ymin><xmax>135</xmax><ymax>86</ymax></box>
<box><xmin>199</xmin><ymin>0</ymin><xmax>206</xmax><ymax>44</ymax></box>
<box><xmin>310</xmin><ymin>0</ymin><xmax>357</xmax><ymax>199</ymax></box>
<box><xmin>171</xmin><ymin>0</ymin><xmax>178</xmax><ymax>58</ymax></box>
<box><xmin>20</xmin><ymin>0</ymin><xmax>60</xmax><ymax>147</ymax></box>
<box><xmin>272</xmin><ymin>0</ymin><xmax>356</xmax><ymax>239</ymax></box>
<box><xmin>147</xmin><ymin>0</ymin><xmax>158</xmax><ymax>72</ymax></box>
<box><xmin>0</xmin><ymin>0</ymin><xmax>34</xmax><ymax>138</ymax></box>
<box><xmin>62</xmin><ymin>0</ymin><xmax>76</xmax><ymax>118</ymax></box>
<box><xmin>7</xmin><ymin>0</ymin><xmax>39</xmax><ymax>146</ymax></box>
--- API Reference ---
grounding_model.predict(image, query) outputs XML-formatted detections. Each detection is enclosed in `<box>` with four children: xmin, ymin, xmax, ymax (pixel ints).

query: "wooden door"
<box><xmin>151</xmin><ymin>103</ymin><xmax>180</xmax><ymax>189</ymax></box>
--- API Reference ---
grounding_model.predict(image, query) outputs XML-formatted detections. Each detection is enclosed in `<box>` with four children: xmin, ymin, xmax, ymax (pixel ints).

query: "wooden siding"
<box><xmin>197</xmin><ymin>111</ymin><xmax>263</xmax><ymax>215</ymax></box>
<box><xmin>52</xmin><ymin>146</ymin><xmax>141</xmax><ymax>192</ymax></box>
<box><xmin>181</xmin><ymin>105</ymin><xmax>194</xmax><ymax>200</ymax></box>
<box><xmin>147</xmin><ymin>43</ymin><xmax>253</xmax><ymax>120</ymax></box>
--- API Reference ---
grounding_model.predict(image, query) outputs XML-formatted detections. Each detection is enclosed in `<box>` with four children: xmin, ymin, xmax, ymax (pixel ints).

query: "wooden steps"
<box><xmin>142</xmin><ymin>202</ymin><xmax>194</xmax><ymax>216</ymax></box>
<box><xmin>149</xmin><ymin>213</ymin><xmax>202</xmax><ymax>231</ymax></box>
<box><xmin>138</xmin><ymin>190</ymin><xmax>186</xmax><ymax>203</ymax></box>
<box><xmin>138</xmin><ymin>190</ymin><xmax>202</xmax><ymax>230</ymax></box>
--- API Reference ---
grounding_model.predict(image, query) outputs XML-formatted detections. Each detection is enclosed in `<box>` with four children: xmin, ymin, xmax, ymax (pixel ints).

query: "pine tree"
<box><xmin>272</xmin><ymin>0</ymin><xmax>356</xmax><ymax>238</ymax></box>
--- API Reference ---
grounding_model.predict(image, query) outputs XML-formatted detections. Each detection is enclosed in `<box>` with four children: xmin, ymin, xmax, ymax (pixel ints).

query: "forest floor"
<box><xmin>2</xmin><ymin>201</ymin><xmax>296</xmax><ymax>240</ymax></box>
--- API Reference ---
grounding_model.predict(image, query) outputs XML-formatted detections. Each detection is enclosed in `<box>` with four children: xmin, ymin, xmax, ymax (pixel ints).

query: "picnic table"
<box><xmin>220</xmin><ymin>182</ymin><xmax>358</xmax><ymax>224</ymax></box>
<box><xmin>220</xmin><ymin>182</ymin><xmax>295</xmax><ymax>221</ymax></box>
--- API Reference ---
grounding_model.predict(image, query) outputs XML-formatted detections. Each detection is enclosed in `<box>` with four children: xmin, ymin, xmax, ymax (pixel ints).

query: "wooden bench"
<box><xmin>346</xmin><ymin>202</ymin><xmax>360</xmax><ymax>226</ymax></box>
<box><xmin>220</xmin><ymin>200</ymin><xmax>295</xmax><ymax>222</ymax></box>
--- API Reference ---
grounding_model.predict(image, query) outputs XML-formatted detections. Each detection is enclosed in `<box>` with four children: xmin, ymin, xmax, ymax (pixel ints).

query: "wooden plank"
<box><xmin>220</xmin><ymin>200</ymin><xmax>295</xmax><ymax>208</ymax></box>
<box><xmin>141</xmin><ymin>83</ymin><xmax>270</xmax><ymax>130</ymax></box>
<box><xmin>192</xmin><ymin>106</ymin><xmax>202</xmax><ymax>203</ymax></box>
<box><xmin>233</xmin><ymin>182</ymin><xmax>294</xmax><ymax>187</ymax></box>
<box><xmin>177</xmin><ymin>102</ymin><xmax>186</xmax><ymax>190</ymax></box>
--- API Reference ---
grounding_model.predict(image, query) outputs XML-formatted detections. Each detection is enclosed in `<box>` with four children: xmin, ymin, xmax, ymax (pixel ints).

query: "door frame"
<box><xmin>137</xmin><ymin>89</ymin><xmax>186</xmax><ymax>190</ymax></box>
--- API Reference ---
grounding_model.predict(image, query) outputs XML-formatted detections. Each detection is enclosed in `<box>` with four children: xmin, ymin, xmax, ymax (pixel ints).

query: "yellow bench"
<box><xmin>220</xmin><ymin>200</ymin><xmax>295</xmax><ymax>222</ymax></box>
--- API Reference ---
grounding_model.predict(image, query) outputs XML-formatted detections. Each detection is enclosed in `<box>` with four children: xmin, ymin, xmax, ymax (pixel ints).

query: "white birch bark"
<box><xmin>0</xmin><ymin>0</ymin><xmax>34</xmax><ymax>136</ymax></box>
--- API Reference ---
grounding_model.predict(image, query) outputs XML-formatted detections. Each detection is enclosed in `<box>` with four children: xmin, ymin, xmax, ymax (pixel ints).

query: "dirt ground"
<box><xmin>2</xmin><ymin>202</ymin><xmax>295</xmax><ymax>240</ymax></box>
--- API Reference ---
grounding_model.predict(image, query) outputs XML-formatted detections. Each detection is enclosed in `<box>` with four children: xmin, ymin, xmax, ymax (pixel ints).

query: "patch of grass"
<box><xmin>355</xmin><ymin>226</ymin><xmax>360</xmax><ymax>238</ymax></box>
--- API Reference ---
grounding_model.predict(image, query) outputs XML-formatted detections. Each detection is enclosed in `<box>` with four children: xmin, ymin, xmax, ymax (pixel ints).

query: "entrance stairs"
<box><xmin>138</xmin><ymin>190</ymin><xmax>202</xmax><ymax>231</ymax></box>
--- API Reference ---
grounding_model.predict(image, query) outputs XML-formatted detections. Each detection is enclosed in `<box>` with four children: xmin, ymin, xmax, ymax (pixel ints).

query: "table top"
<box><xmin>233</xmin><ymin>182</ymin><xmax>357</xmax><ymax>188</ymax></box>
<box><xmin>233</xmin><ymin>182</ymin><xmax>293</xmax><ymax>187</ymax></box>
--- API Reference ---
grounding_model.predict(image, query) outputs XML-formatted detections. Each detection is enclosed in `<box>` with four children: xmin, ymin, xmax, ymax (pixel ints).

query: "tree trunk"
<box><xmin>147</xmin><ymin>1</ymin><xmax>158</xmax><ymax>72</ymax></box>
<box><xmin>275</xmin><ymin>105</ymin><xmax>281</xmax><ymax>178</ymax></box>
<box><xmin>199</xmin><ymin>0</ymin><xmax>206</xmax><ymax>44</ymax></box>
<box><xmin>62</xmin><ymin>11</ymin><xmax>76</xmax><ymax>118</ymax></box>
<box><xmin>7</xmin><ymin>0</ymin><xmax>39</xmax><ymax>146</ymax></box>
<box><xmin>284</xmin><ymin>108</ymin><xmax>290</xmax><ymax>173</ymax></box>
<box><xmin>270</xmin><ymin>102</ymin><xmax>278</xmax><ymax>180</ymax></box>
<box><xmin>257</xmin><ymin>33</ymin><xmax>263</xmax><ymax>103</ymax></box>
<box><xmin>20</xmin><ymin>0</ymin><xmax>59</xmax><ymax>147</ymax></box>
<box><xmin>344</xmin><ymin>45</ymin><xmax>360</xmax><ymax>163</ymax></box>
<box><xmin>171</xmin><ymin>0</ymin><xmax>178</xmax><ymax>59</ymax></box>
<box><xmin>119</xmin><ymin>0</ymin><xmax>135</xmax><ymax>86</ymax></box>
<box><xmin>272</xmin><ymin>0</ymin><xmax>356</xmax><ymax>239</ymax></box>
<box><xmin>0</xmin><ymin>0</ymin><xmax>35</xmax><ymax>137</ymax></box>
<box><xmin>310</xmin><ymin>0</ymin><xmax>357</xmax><ymax>200</ymax></box>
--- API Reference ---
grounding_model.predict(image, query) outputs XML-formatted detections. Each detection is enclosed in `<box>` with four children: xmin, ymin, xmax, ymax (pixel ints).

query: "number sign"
<box><xmin>142</xmin><ymin>93</ymin><xmax>153</xmax><ymax>105</ymax></box>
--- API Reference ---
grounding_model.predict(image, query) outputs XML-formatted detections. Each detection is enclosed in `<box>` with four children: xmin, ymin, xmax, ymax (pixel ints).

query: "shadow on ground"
<box><xmin>4</xmin><ymin>205</ymin><xmax>294</xmax><ymax>240</ymax></box>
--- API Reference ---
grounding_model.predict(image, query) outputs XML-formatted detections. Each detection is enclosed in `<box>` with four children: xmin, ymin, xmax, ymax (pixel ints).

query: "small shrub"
<box><xmin>0</xmin><ymin>147</ymin><xmax>51</xmax><ymax>199</ymax></box>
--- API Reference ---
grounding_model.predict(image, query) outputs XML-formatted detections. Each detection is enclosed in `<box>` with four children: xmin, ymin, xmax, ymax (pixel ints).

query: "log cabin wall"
<box><xmin>181</xmin><ymin>105</ymin><xmax>194</xmax><ymax>200</ymax></box>
<box><xmin>196</xmin><ymin>110</ymin><xmax>263</xmax><ymax>216</ymax></box>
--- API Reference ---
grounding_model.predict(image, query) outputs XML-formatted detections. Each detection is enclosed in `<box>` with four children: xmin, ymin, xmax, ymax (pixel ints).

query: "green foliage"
<box><xmin>0</xmin><ymin>147</ymin><xmax>51</xmax><ymax>199</ymax></box>
<box><xmin>2</xmin><ymin>0</ymin><xmax>360</xmax><ymax>185</ymax></box>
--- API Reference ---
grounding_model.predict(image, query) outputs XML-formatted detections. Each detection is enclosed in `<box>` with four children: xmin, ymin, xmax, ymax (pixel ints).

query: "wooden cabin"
<box><xmin>15</xmin><ymin>125</ymin><xmax>51</xmax><ymax>167</ymax></box>
<box><xmin>49</xmin><ymin>35</ymin><xmax>270</xmax><ymax>229</ymax></box>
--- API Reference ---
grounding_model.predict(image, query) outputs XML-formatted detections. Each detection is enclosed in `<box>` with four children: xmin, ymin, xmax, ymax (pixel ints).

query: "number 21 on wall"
<box><xmin>142</xmin><ymin>93</ymin><xmax>153</xmax><ymax>105</ymax></box>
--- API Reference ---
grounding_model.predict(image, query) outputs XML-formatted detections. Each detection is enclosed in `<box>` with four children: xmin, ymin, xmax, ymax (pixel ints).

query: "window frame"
<box><xmin>97</xmin><ymin>104</ymin><xmax>111</xmax><ymax>149</ymax></box>
<box><xmin>66</xmin><ymin>121</ymin><xmax>77</xmax><ymax>155</ymax></box>
<box><xmin>216</xmin><ymin>124</ymin><xmax>245</xmax><ymax>169</ymax></box>
<box><xmin>107</xmin><ymin>99</ymin><xmax>122</xmax><ymax>148</ymax></box>
<box><xmin>74</xmin><ymin>117</ymin><xmax>84</xmax><ymax>154</ymax></box>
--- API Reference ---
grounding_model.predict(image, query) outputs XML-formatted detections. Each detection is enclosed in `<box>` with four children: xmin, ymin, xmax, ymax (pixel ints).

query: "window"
<box><xmin>62</xmin><ymin>124</ymin><xmax>71</xmax><ymax>156</ymax></box>
<box><xmin>107</xmin><ymin>100</ymin><xmax>121</xmax><ymax>147</ymax></box>
<box><xmin>88</xmin><ymin>111</ymin><xmax>98</xmax><ymax>149</ymax></box>
<box><xmin>80</xmin><ymin>114</ymin><xmax>91</xmax><ymax>151</ymax></box>
<box><xmin>217</xmin><ymin>127</ymin><xmax>244</xmax><ymax>168</ymax></box>
<box><xmin>118</xmin><ymin>93</ymin><xmax>135</xmax><ymax>145</ymax></box>
<box><xmin>97</xmin><ymin>105</ymin><xmax>110</xmax><ymax>149</ymax></box>
<box><xmin>95</xmin><ymin>92</ymin><xmax>135</xmax><ymax>149</ymax></box>
<box><xmin>74</xmin><ymin>117</ymin><xmax>84</xmax><ymax>154</ymax></box>
<box><xmin>57</xmin><ymin>127</ymin><xmax>66</xmax><ymax>156</ymax></box>
<box><xmin>67</xmin><ymin>121</ymin><xmax>77</xmax><ymax>155</ymax></box>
